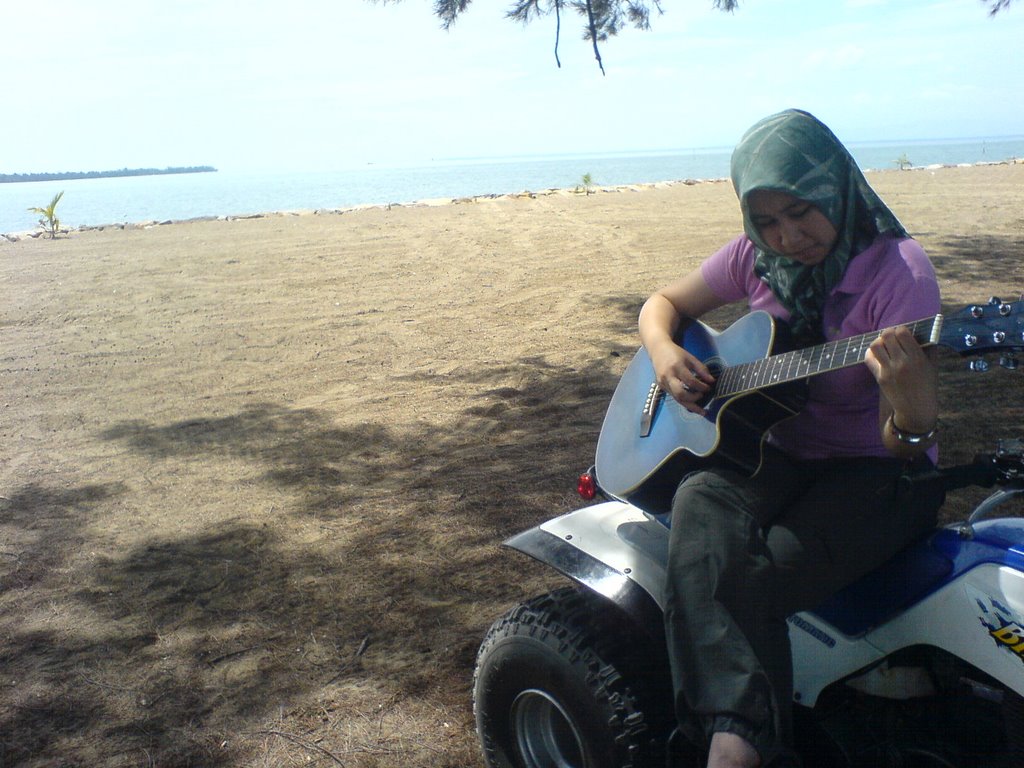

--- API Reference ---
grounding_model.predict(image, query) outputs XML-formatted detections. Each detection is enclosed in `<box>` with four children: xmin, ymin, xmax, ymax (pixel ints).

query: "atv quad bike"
<box><xmin>473</xmin><ymin>298</ymin><xmax>1024</xmax><ymax>768</ymax></box>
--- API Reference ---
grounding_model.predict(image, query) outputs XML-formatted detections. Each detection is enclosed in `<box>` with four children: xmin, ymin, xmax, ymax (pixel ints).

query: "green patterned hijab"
<box><xmin>730</xmin><ymin>109</ymin><xmax>907</xmax><ymax>342</ymax></box>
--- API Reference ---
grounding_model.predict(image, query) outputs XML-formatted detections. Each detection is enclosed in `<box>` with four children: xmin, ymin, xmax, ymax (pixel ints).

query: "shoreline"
<box><xmin>3</xmin><ymin>157</ymin><xmax>1021</xmax><ymax>243</ymax></box>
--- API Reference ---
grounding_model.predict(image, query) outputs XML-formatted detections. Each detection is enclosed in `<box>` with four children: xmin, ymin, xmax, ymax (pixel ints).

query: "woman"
<box><xmin>638</xmin><ymin>109</ymin><xmax>943</xmax><ymax>767</ymax></box>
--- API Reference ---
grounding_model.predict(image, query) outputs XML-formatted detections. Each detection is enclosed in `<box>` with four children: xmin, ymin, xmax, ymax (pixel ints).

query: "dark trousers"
<box><xmin>663</xmin><ymin>447</ymin><xmax>943</xmax><ymax>764</ymax></box>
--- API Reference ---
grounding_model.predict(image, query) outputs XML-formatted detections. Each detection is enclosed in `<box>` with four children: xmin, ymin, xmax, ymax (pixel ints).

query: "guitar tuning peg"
<box><xmin>969</xmin><ymin>359</ymin><xmax>991</xmax><ymax>372</ymax></box>
<box><xmin>1000</xmin><ymin>355</ymin><xmax>1020</xmax><ymax>370</ymax></box>
<box><xmin>989</xmin><ymin>296</ymin><xmax>1003</xmax><ymax>306</ymax></box>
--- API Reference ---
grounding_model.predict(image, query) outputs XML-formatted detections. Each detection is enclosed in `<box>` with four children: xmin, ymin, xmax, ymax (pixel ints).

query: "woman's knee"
<box><xmin>671</xmin><ymin>469</ymin><xmax>750</xmax><ymax>522</ymax></box>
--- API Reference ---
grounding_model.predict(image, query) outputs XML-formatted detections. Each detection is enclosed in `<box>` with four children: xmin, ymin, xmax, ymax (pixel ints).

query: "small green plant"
<box><xmin>894</xmin><ymin>153</ymin><xmax>913</xmax><ymax>171</ymax></box>
<box><xmin>579</xmin><ymin>172</ymin><xmax>594</xmax><ymax>195</ymax></box>
<box><xmin>28</xmin><ymin>190</ymin><xmax>64</xmax><ymax>238</ymax></box>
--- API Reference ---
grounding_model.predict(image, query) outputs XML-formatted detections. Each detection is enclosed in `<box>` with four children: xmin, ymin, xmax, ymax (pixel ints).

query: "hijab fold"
<box><xmin>730</xmin><ymin>109</ymin><xmax>907</xmax><ymax>342</ymax></box>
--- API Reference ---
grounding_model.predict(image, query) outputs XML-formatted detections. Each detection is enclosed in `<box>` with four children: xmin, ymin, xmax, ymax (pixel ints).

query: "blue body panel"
<box><xmin>813</xmin><ymin>518</ymin><xmax>1024</xmax><ymax>636</ymax></box>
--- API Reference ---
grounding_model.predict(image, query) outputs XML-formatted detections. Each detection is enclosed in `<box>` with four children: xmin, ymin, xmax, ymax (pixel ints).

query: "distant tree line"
<box><xmin>0</xmin><ymin>166</ymin><xmax>217</xmax><ymax>183</ymax></box>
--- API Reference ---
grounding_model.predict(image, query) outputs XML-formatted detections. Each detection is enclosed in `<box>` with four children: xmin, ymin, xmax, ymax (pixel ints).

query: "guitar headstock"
<box><xmin>941</xmin><ymin>296</ymin><xmax>1024</xmax><ymax>370</ymax></box>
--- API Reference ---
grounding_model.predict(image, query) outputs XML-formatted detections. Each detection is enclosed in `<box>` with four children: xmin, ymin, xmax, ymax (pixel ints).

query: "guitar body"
<box><xmin>595</xmin><ymin>311</ymin><xmax>807</xmax><ymax>503</ymax></box>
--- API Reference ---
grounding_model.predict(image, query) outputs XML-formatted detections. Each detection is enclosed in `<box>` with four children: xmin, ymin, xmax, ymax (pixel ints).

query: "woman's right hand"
<box><xmin>638</xmin><ymin>268</ymin><xmax>726</xmax><ymax>416</ymax></box>
<box><xmin>648</xmin><ymin>339</ymin><xmax>715</xmax><ymax>415</ymax></box>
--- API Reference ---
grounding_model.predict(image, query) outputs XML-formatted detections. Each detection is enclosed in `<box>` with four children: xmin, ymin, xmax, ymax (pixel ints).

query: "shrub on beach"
<box><xmin>28</xmin><ymin>190</ymin><xmax>64</xmax><ymax>239</ymax></box>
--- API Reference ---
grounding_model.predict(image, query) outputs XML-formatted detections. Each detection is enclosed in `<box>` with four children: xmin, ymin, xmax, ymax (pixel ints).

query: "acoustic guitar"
<box><xmin>595</xmin><ymin>298</ymin><xmax>1023</xmax><ymax>500</ymax></box>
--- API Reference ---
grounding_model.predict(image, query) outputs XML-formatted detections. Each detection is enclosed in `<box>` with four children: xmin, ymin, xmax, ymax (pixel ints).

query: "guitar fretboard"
<box><xmin>716</xmin><ymin>316</ymin><xmax>942</xmax><ymax>397</ymax></box>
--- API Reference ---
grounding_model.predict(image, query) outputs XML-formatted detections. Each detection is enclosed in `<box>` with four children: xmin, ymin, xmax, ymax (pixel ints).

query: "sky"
<box><xmin>3</xmin><ymin>0</ymin><xmax>1022</xmax><ymax>174</ymax></box>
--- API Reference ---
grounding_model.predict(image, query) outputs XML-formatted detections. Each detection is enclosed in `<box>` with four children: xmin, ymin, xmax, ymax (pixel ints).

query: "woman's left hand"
<box><xmin>864</xmin><ymin>326</ymin><xmax>939</xmax><ymax>446</ymax></box>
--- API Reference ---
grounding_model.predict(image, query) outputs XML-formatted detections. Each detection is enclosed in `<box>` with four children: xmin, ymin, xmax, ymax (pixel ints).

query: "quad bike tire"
<box><xmin>473</xmin><ymin>586</ymin><xmax>671</xmax><ymax>768</ymax></box>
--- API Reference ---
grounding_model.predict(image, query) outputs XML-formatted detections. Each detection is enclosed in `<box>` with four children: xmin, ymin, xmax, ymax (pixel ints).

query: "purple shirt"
<box><xmin>700</xmin><ymin>234</ymin><xmax>941</xmax><ymax>460</ymax></box>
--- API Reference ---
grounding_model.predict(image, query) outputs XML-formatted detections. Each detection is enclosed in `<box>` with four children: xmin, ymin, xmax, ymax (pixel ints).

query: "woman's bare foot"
<box><xmin>707</xmin><ymin>731</ymin><xmax>761</xmax><ymax>768</ymax></box>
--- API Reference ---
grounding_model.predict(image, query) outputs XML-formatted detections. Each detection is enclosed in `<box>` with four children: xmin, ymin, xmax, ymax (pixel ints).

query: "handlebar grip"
<box><xmin>940</xmin><ymin>456</ymin><xmax>1001</xmax><ymax>491</ymax></box>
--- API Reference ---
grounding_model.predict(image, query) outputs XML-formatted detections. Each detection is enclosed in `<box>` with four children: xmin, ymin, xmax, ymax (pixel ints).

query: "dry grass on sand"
<box><xmin>1</xmin><ymin>163</ymin><xmax>1023</xmax><ymax>766</ymax></box>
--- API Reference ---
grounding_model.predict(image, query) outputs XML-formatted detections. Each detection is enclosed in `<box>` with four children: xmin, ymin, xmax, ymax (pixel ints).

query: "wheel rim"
<box><xmin>511</xmin><ymin>688</ymin><xmax>587</xmax><ymax>768</ymax></box>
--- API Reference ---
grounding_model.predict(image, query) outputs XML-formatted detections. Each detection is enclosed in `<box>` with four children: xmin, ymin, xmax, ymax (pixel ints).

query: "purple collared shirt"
<box><xmin>701</xmin><ymin>234</ymin><xmax>941</xmax><ymax>460</ymax></box>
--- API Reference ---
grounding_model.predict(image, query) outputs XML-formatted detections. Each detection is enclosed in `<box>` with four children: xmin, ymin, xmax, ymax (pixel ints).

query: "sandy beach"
<box><xmin>2</xmin><ymin>162</ymin><xmax>1024</xmax><ymax>766</ymax></box>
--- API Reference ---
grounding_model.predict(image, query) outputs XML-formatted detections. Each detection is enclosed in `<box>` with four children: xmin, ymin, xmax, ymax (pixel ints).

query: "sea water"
<box><xmin>2</xmin><ymin>137</ymin><xmax>1022</xmax><ymax>235</ymax></box>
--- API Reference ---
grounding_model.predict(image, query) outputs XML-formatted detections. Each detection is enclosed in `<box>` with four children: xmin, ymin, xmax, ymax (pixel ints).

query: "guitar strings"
<box><xmin>716</xmin><ymin>318</ymin><xmax>938</xmax><ymax>398</ymax></box>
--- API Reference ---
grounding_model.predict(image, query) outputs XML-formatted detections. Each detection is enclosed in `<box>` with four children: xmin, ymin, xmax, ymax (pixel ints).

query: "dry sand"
<box><xmin>2</xmin><ymin>162</ymin><xmax>1023</xmax><ymax>766</ymax></box>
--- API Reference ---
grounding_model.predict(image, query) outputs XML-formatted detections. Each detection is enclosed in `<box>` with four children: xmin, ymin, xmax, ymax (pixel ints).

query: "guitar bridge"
<box><xmin>640</xmin><ymin>382</ymin><xmax>663</xmax><ymax>437</ymax></box>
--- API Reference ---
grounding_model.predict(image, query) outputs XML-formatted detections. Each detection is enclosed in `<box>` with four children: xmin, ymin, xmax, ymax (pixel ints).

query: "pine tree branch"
<box><xmin>554</xmin><ymin>0</ymin><xmax>563</xmax><ymax>68</ymax></box>
<box><xmin>584</xmin><ymin>0</ymin><xmax>606</xmax><ymax>75</ymax></box>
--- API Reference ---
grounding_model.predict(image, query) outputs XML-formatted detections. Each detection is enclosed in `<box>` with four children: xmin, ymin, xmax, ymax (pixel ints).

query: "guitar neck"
<box><xmin>717</xmin><ymin>315</ymin><xmax>943</xmax><ymax>397</ymax></box>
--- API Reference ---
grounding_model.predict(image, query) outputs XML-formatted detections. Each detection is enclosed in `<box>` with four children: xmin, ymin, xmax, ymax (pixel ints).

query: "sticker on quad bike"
<box><xmin>969</xmin><ymin>583</ymin><xmax>1024</xmax><ymax>665</ymax></box>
